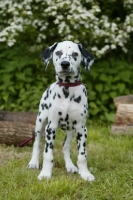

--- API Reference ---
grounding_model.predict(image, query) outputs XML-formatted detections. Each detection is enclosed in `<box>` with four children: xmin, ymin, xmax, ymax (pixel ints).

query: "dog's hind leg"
<box><xmin>28</xmin><ymin>109</ymin><xmax>48</xmax><ymax>169</ymax></box>
<box><xmin>63</xmin><ymin>130</ymin><xmax>78</xmax><ymax>173</ymax></box>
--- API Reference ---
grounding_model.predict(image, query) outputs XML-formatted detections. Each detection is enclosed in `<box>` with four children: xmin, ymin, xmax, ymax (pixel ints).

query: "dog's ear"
<box><xmin>41</xmin><ymin>42</ymin><xmax>58</xmax><ymax>69</ymax></box>
<box><xmin>78</xmin><ymin>44</ymin><xmax>95</xmax><ymax>71</ymax></box>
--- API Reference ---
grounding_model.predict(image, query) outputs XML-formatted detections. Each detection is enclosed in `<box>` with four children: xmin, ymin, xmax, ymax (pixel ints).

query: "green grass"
<box><xmin>0</xmin><ymin>123</ymin><xmax>133</xmax><ymax>200</ymax></box>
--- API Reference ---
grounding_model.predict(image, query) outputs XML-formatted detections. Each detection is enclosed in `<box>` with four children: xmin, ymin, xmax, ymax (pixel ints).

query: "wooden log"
<box><xmin>0</xmin><ymin>121</ymin><xmax>35</xmax><ymax>146</ymax></box>
<box><xmin>115</xmin><ymin>104</ymin><xmax>133</xmax><ymax>125</ymax></box>
<box><xmin>114</xmin><ymin>95</ymin><xmax>133</xmax><ymax>108</ymax></box>
<box><xmin>111</xmin><ymin>125</ymin><xmax>133</xmax><ymax>135</ymax></box>
<box><xmin>0</xmin><ymin>111</ymin><xmax>37</xmax><ymax>124</ymax></box>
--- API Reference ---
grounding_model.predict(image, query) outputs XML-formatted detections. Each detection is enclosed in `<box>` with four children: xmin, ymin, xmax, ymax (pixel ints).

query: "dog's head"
<box><xmin>41</xmin><ymin>41</ymin><xmax>94</xmax><ymax>76</ymax></box>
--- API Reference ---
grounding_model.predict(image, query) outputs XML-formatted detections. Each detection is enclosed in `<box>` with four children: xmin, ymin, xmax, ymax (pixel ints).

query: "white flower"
<box><xmin>91</xmin><ymin>47</ymin><xmax>98</xmax><ymax>51</ymax></box>
<box><xmin>0</xmin><ymin>0</ymin><xmax>132</xmax><ymax>57</ymax></box>
<box><xmin>111</xmin><ymin>44</ymin><xmax>116</xmax><ymax>49</ymax></box>
<box><xmin>104</xmin><ymin>22</ymin><xmax>110</xmax><ymax>28</ymax></box>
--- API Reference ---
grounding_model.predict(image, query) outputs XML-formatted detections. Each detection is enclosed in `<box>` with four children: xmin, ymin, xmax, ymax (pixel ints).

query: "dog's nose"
<box><xmin>61</xmin><ymin>61</ymin><xmax>70</xmax><ymax>69</ymax></box>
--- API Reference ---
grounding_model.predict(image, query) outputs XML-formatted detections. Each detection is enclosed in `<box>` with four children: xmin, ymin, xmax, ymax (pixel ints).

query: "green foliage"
<box><xmin>0</xmin><ymin>44</ymin><xmax>54</xmax><ymax>112</ymax></box>
<box><xmin>82</xmin><ymin>59</ymin><xmax>133</xmax><ymax>122</ymax></box>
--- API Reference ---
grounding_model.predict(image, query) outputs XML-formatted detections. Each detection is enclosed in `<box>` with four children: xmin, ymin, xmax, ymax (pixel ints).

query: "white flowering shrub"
<box><xmin>0</xmin><ymin>0</ymin><xmax>133</xmax><ymax>57</ymax></box>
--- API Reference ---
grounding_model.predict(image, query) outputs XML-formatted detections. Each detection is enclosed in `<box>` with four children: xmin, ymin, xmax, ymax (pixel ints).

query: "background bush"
<box><xmin>85</xmin><ymin>59</ymin><xmax>133</xmax><ymax>122</ymax></box>
<box><xmin>0</xmin><ymin>0</ymin><xmax>133</xmax><ymax>122</ymax></box>
<box><xmin>0</xmin><ymin>43</ymin><xmax>133</xmax><ymax>122</ymax></box>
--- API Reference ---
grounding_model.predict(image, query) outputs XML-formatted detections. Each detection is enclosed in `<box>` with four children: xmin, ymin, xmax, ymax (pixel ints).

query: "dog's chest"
<box><xmin>49</xmin><ymin>83</ymin><xmax>87</xmax><ymax>111</ymax></box>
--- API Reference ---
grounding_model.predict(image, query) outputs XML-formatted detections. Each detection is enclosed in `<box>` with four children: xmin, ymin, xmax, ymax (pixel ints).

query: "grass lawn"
<box><xmin>0</xmin><ymin>123</ymin><xmax>133</xmax><ymax>200</ymax></box>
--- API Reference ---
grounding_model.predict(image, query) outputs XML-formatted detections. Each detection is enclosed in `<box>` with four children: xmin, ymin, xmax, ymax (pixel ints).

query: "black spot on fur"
<box><xmin>39</xmin><ymin>119</ymin><xmax>42</xmax><ymax>122</ymax></box>
<box><xmin>53</xmin><ymin>93</ymin><xmax>56</xmax><ymax>99</ymax></box>
<box><xmin>44</xmin><ymin>103</ymin><xmax>49</xmax><ymax>109</ymax></box>
<box><xmin>63</xmin><ymin>135</ymin><xmax>67</xmax><ymax>146</ymax></box>
<box><xmin>58</xmin><ymin>77</ymin><xmax>63</xmax><ymax>82</ymax></box>
<box><xmin>70</xmin><ymin>95</ymin><xmax>75</xmax><ymax>101</ymax></box>
<box><xmin>73</xmin><ymin>120</ymin><xmax>77</xmax><ymax>125</ymax></box>
<box><xmin>44</xmin><ymin>88</ymin><xmax>49</xmax><ymax>100</ymax></box>
<box><xmin>41</xmin><ymin>103</ymin><xmax>45</xmax><ymax>110</ymax></box>
<box><xmin>74</xmin><ymin>75</ymin><xmax>79</xmax><ymax>79</ymax></box>
<box><xmin>50</xmin><ymin>142</ymin><xmax>53</xmax><ymax>149</ymax></box>
<box><xmin>81</xmin><ymin>152</ymin><xmax>85</xmax><ymax>155</ymax></box>
<box><xmin>49</xmin><ymin>103</ymin><xmax>52</xmax><ymax>108</ymax></box>
<box><xmin>58</xmin><ymin>94</ymin><xmax>61</xmax><ymax>98</ymax></box>
<box><xmin>58</xmin><ymin>112</ymin><xmax>62</xmax><ymax>115</ymax></box>
<box><xmin>47</xmin><ymin>135</ymin><xmax>51</xmax><ymax>140</ymax></box>
<box><xmin>77</xmin><ymin>144</ymin><xmax>80</xmax><ymax>150</ymax></box>
<box><xmin>65</xmin><ymin>114</ymin><xmax>69</xmax><ymax>122</ymax></box>
<box><xmin>65</xmin><ymin>76</ymin><xmax>71</xmax><ymax>83</ymax></box>
<box><xmin>47</xmin><ymin>128</ymin><xmax>52</xmax><ymax>135</ymax></box>
<box><xmin>41</xmin><ymin>103</ymin><xmax>49</xmax><ymax>110</ymax></box>
<box><xmin>61</xmin><ymin>124</ymin><xmax>67</xmax><ymax>128</ymax></box>
<box><xmin>84</xmin><ymin>127</ymin><xmax>87</xmax><ymax>132</ymax></box>
<box><xmin>45</xmin><ymin>142</ymin><xmax>49</xmax><ymax>153</ymax></box>
<box><xmin>62</xmin><ymin>87</ymin><xmax>69</xmax><ymax>98</ymax></box>
<box><xmin>74</xmin><ymin>96</ymin><xmax>81</xmax><ymax>103</ymax></box>
<box><xmin>77</xmin><ymin>132</ymin><xmax>82</xmax><ymax>141</ymax></box>
<box><xmin>83</xmin><ymin>142</ymin><xmax>86</xmax><ymax>147</ymax></box>
<box><xmin>83</xmin><ymin>88</ymin><xmax>87</xmax><ymax>97</ymax></box>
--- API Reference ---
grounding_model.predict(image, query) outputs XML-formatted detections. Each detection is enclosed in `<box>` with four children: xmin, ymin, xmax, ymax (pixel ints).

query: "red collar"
<box><xmin>58</xmin><ymin>81</ymin><xmax>83</xmax><ymax>87</ymax></box>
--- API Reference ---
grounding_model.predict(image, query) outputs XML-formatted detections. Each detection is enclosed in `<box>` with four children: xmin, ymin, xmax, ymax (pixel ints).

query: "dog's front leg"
<box><xmin>76</xmin><ymin>126</ymin><xmax>95</xmax><ymax>181</ymax></box>
<box><xmin>38</xmin><ymin>124</ymin><xmax>56</xmax><ymax>180</ymax></box>
<box><xmin>63</xmin><ymin>130</ymin><xmax>78</xmax><ymax>173</ymax></box>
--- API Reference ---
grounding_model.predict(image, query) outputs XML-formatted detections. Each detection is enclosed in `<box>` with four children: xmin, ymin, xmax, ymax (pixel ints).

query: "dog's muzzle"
<box><xmin>61</xmin><ymin>61</ymin><xmax>70</xmax><ymax>70</ymax></box>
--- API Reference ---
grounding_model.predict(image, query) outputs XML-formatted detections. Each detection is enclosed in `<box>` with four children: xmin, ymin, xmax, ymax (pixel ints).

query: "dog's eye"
<box><xmin>72</xmin><ymin>52</ymin><xmax>78</xmax><ymax>57</ymax></box>
<box><xmin>55</xmin><ymin>51</ymin><xmax>62</xmax><ymax>56</ymax></box>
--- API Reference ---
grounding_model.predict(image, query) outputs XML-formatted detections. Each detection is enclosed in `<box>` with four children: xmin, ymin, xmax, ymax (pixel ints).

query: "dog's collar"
<box><xmin>57</xmin><ymin>81</ymin><xmax>83</xmax><ymax>87</ymax></box>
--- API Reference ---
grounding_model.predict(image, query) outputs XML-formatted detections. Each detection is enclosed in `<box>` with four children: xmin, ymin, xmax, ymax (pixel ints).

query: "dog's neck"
<box><xmin>56</xmin><ymin>73</ymin><xmax>81</xmax><ymax>83</ymax></box>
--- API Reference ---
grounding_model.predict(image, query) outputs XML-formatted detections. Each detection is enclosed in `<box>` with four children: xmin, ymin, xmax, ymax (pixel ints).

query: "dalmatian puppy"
<box><xmin>28</xmin><ymin>41</ymin><xmax>95</xmax><ymax>181</ymax></box>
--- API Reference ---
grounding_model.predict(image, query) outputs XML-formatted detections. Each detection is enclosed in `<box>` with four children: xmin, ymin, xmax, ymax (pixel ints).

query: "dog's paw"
<box><xmin>27</xmin><ymin>159</ymin><xmax>39</xmax><ymax>169</ymax></box>
<box><xmin>80</xmin><ymin>171</ymin><xmax>95</xmax><ymax>181</ymax></box>
<box><xmin>66</xmin><ymin>164</ymin><xmax>78</xmax><ymax>173</ymax></box>
<box><xmin>37</xmin><ymin>170</ymin><xmax>51</xmax><ymax>180</ymax></box>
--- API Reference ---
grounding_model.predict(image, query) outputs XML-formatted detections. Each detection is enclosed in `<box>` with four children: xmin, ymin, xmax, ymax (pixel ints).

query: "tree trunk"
<box><xmin>115</xmin><ymin>104</ymin><xmax>133</xmax><ymax>125</ymax></box>
<box><xmin>0</xmin><ymin>121</ymin><xmax>35</xmax><ymax>146</ymax></box>
<box><xmin>0</xmin><ymin>111</ymin><xmax>37</xmax><ymax>124</ymax></box>
<box><xmin>114</xmin><ymin>95</ymin><xmax>133</xmax><ymax>108</ymax></box>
